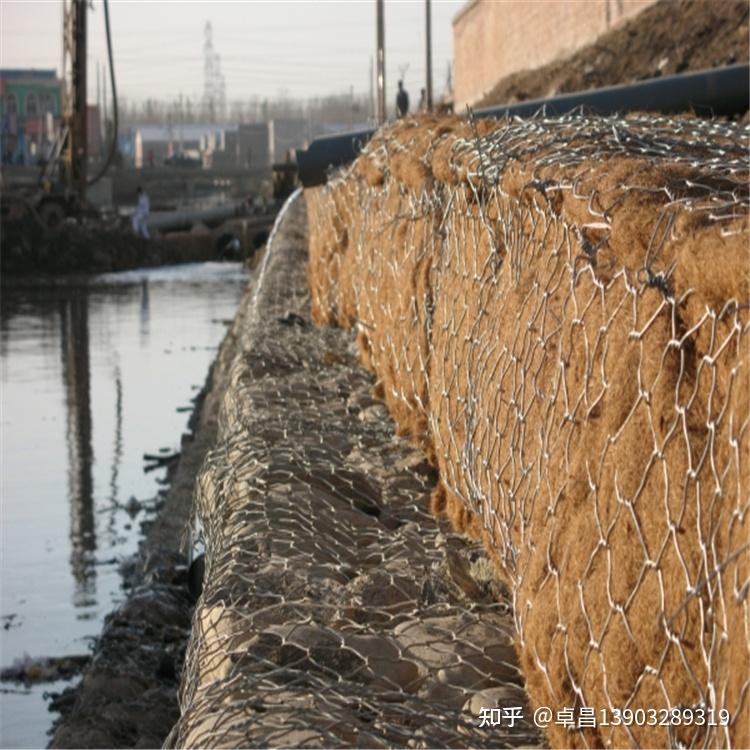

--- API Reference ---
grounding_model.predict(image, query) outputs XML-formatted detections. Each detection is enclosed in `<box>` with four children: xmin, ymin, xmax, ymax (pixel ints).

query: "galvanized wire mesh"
<box><xmin>302</xmin><ymin>113</ymin><xmax>749</xmax><ymax>749</ymax></box>
<box><xmin>165</xmin><ymin>191</ymin><xmax>542</xmax><ymax>749</ymax></box>
<box><xmin>166</xmin><ymin>114</ymin><xmax>748</xmax><ymax>749</ymax></box>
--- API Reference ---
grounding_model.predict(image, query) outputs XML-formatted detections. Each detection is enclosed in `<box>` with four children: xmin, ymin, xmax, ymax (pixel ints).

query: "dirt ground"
<box><xmin>476</xmin><ymin>0</ymin><xmax>749</xmax><ymax>108</ymax></box>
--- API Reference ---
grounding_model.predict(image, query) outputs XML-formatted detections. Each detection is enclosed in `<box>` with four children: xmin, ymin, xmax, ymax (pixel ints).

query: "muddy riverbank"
<box><xmin>1</xmin><ymin>217</ymin><xmax>217</xmax><ymax>277</ymax></box>
<box><xmin>1</xmin><ymin>211</ymin><xmax>271</xmax><ymax>278</ymax></box>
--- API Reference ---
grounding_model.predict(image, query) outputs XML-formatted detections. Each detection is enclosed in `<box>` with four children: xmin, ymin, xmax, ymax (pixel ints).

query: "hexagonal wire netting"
<box><xmin>168</xmin><ymin>113</ymin><xmax>749</xmax><ymax>749</ymax></box>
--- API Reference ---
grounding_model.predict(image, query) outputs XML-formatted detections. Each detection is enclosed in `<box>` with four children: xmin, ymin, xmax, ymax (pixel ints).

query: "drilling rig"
<box><xmin>61</xmin><ymin>0</ymin><xmax>88</xmax><ymax>201</ymax></box>
<box><xmin>4</xmin><ymin>0</ymin><xmax>97</xmax><ymax>229</ymax></box>
<box><xmin>31</xmin><ymin>0</ymin><xmax>91</xmax><ymax>227</ymax></box>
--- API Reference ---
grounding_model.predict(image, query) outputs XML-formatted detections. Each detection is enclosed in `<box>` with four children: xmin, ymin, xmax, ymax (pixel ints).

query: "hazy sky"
<box><xmin>1</xmin><ymin>0</ymin><xmax>464</xmax><ymax>106</ymax></box>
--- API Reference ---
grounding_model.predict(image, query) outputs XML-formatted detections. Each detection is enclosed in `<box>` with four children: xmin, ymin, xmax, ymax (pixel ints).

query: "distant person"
<box><xmin>396</xmin><ymin>80</ymin><xmax>409</xmax><ymax>118</ymax></box>
<box><xmin>132</xmin><ymin>186</ymin><xmax>150</xmax><ymax>240</ymax></box>
<box><xmin>419</xmin><ymin>88</ymin><xmax>427</xmax><ymax>112</ymax></box>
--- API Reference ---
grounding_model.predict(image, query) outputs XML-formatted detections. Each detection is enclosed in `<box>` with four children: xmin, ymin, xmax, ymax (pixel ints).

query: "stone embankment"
<box><xmin>164</xmin><ymin>192</ymin><xmax>539</xmax><ymax>748</ymax></box>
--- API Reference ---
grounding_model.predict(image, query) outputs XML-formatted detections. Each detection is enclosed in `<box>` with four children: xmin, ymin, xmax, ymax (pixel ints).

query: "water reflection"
<box><xmin>109</xmin><ymin>368</ymin><xmax>123</xmax><ymax>507</ymax></box>
<box><xmin>59</xmin><ymin>293</ymin><xmax>97</xmax><ymax>604</ymax></box>
<box><xmin>140</xmin><ymin>279</ymin><xmax>150</xmax><ymax>344</ymax></box>
<box><xmin>0</xmin><ymin>262</ymin><xmax>248</xmax><ymax>748</ymax></box>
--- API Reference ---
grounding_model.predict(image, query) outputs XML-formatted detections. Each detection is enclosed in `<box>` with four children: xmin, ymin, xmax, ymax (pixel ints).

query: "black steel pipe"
<box><xmin>297</xmin><ymin>128</ymin><xmax>375</xmax><ymax>187</ymax></box>
<box><xmin>476</xmin><ymin>62</ymin><xmax>749</xmax><ymax>120</ymax></box>
<box><xmin>296</xmin><ymin>63</ymin><xmax>749</xmax><ymax>188</ymax></box>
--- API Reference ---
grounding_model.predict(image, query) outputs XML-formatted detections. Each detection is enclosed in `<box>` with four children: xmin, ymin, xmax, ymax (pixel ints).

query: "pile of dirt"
<box><xmin>305</xmin><ymin>113</ymin><xmax>749</xmax><ymax>748</ymax></box>
<box><xmin>476</xmin><ymin>0</ymin><xmax>749</xmax><ymax>109</ymax></box>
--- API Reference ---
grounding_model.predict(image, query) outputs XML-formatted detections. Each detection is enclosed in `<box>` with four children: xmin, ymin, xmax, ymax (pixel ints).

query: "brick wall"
<box><xmin>453</xmin><ymin>0</ymin><xmax>659</xmax><ymax>109</ymax></box>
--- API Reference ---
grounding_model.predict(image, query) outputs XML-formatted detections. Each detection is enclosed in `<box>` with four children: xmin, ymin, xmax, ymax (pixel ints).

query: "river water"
<box><xmin>0</xmin><ymin>262</ymin><xmax>248</xmax><ymax>748</ymax></box>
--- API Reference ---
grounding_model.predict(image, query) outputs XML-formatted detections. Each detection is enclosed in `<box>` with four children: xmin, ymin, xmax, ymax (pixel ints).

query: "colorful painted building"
<box><xmin>0</xmin><ymin>68</ymin><xmax>63</xmax><ymax>165</ymax></box>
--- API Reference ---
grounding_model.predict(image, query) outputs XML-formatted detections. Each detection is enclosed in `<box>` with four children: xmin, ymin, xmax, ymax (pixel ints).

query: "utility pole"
<box><xmin>376</xmin><ymin>0</ymin><xmax>386</xmax><ymax>124</ymax></box>
<box><xmin>96</xmin><ymin>60</ymin><xmax>100</xmax><ymax>148</ymax></box>
<box><xmin>425</xmin><ymin>0</ymin><xmax>433</xmax><ymax>110</ymax></box>
<box><xmin>179</xmin><ymin>92</ymin><xmax>184</xmax><ymax>154</ymax></box>
<box><xmin>204</xmin><ymin>22</ymin><xmax>216</xmax><ymax>122</ymax></box>
<box><xmin>97</xmin><ymin>60</ymin><xmax>104</xmax><ymax>157</ymax></box>
<box><xmin>369</xmin><ymin>55</ymin><xmax>374</xmax><ymax>122</ymax></box>
<box><xmin>62</xmin><ymin>0</ymin><xmax>87</xmax><ymax>199</ymax></box>
<box><xmin>102</xmin><ymin>60</ymin><xmax>108</xmax><ymax>137</ymax></box>
<box><xmin>203</xmin><ymin>22</ymin><xmax>227</xmax><ymax>123</ymax></box>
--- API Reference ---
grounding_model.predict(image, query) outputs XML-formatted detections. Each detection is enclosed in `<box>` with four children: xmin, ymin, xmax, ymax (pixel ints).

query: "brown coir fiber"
<box><xmin>304</xmin><ymin>113</ymin><xmax>749</xmax><ymax>748</ymax></box>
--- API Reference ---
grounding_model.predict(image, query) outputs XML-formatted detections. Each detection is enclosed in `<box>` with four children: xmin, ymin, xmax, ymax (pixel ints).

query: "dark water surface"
<box><xmin>0</xmin><ymin>262</ymin><xmax>247</xmax><ymax>748</ymax></box>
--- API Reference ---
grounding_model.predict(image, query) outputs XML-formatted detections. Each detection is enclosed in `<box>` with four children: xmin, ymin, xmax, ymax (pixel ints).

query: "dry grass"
<box><xmin>305</xmin><ymin>113</ymin><xmax>749</xmax><ymax>748</ymax></box>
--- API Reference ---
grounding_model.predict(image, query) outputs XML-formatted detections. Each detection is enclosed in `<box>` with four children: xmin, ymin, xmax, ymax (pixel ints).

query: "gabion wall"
<box><xmin>167</xmin><ymin>193</ymin><xmax>544</xmax><ymax>749</ymax></box>
<box><xmin>305</xmin><ymin>113</ymin><xmax>749</xmax><ymax>748</ymax></box>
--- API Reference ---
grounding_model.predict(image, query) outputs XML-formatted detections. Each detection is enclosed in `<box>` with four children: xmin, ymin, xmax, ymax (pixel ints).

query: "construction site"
<box><xmin>1</xmin><ymin>1</ymin><xmax>748</xmax><ymax>749</ymax></box>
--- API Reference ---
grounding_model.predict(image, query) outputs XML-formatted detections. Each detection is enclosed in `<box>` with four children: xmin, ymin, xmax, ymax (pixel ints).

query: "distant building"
<box><xmin>0</xmin><ymin>68</ymin><xmax>63</xmax><ymax>165</ymax></box>
<box><xmin>269</xmin><ymin>118</ymin><xmax>308</xmax><ymax>164</ymax></box>
<box><xmin>237</xmin><ymin>123</ymin><xmax>271</xmax><ymax>169</ymax></box>
<box><xmin>237</xmin><ymin>119</ymin><xmax>311</xmax><ymax>169</ymax></box>
<box><xmin>212</xmin><ymin>129</ymin><xmax>239</xmax><ymax>169</ymax></box>
<box><xmin>452</xmin><ymin>0</ymin><xmax>658</xmax><ymax>109</ymax></box>
<box><xmin>133</xmin><ymin>123</ymin><xmax>229</xmax><ymax>168</ymax></box>
<box><xmin>127</xmin><ymin>118</ymin><xmax>312</xmax><ymax>171</ymax></box>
